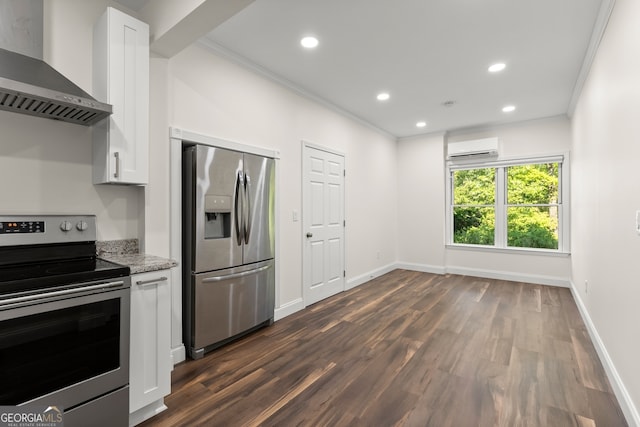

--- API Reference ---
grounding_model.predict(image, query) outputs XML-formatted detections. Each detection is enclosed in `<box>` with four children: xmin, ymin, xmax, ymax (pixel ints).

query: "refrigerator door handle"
<box><xmin>201</xmin><ymin>263</ymin><xmax>272</xmax><ymax>283</ymax></box>
<box><xmin>244</xmin><ymin>173</ymin><xmax>252</xmax><ymax>244</ymax></box>
<box><xmin>234</xmin><ymin>171</ymin><xmax>244</xmax><ymax>245</ymax></box>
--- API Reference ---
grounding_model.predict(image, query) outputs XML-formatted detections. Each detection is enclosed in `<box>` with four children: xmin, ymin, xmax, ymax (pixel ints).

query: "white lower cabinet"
<box><xmin>129</xmin><ymin>271</ymin><xmax>172</xmax><ymax>426</ymax></box>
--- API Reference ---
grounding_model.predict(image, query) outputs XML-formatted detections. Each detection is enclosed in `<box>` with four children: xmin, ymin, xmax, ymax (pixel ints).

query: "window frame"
<box><xmin>445</xmin><ymin>153</ymin><xmax>570</xmax><ymax>254</ymax></box>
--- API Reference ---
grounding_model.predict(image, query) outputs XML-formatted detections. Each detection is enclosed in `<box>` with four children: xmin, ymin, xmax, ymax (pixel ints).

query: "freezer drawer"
<box><xmin>189</xmin><ymin>260</ymin><xmax>274</xmax><ymax>358</ymax></box>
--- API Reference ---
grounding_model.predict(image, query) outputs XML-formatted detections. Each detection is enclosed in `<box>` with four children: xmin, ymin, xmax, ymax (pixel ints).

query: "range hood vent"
<box><xmin>0</xmin><ymin>1</ymin><xmax>112</xmax><ymax>126</ymax></box>
<box><xmin>0</xmin><ymin>48</ymin><xmax>112</xmax><ymax>125</ymax></box>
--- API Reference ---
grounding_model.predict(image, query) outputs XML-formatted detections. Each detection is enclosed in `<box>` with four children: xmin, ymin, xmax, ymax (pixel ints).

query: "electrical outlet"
<box><xmin>636</xmin><ymin>211</ymin><xmax>640</xmax><ymax>235</ymax></box>
<box><xmin>585</xmin><ymin>280</ymin><xmax>588</xmax><ymax>294</ymax></box>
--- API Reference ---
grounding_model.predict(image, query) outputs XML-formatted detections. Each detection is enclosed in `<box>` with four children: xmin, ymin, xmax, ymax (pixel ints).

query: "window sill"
<box><xmin>445</xmin><ymin>244</ymin><xmax>570</xmax><ymax>257</ymax></box>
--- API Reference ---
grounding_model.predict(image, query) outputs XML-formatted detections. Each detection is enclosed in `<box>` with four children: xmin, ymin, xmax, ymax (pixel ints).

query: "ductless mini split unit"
<box><xmin>447</xmin><ymin>137</ymin><xmax>499</xmax><ymax>160</ymax></box>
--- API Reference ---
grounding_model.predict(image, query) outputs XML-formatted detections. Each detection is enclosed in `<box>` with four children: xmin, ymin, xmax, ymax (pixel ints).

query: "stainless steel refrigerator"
<box><xmin>183</xmin><ymin>144</ymin><xmax>275</xmax><ymax>359</ymax></box>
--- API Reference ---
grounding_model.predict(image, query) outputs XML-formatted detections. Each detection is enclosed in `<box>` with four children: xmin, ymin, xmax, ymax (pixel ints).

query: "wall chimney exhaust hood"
<box><xmin>0</xmin><ymin>0</ymin><xmax>112</xmax><ymax>126</ymax></box>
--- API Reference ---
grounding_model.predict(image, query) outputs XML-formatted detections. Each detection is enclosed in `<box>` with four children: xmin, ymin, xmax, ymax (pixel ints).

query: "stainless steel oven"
<box><xmin>0</xmin><ymin>215</ymin><xmax>130</xmax><ymax>427</ymax></box>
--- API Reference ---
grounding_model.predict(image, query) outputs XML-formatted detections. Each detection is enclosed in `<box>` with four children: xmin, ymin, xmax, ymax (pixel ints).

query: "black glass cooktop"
<box><xmin>0</xmin><ymin>257</ymin><xmax>130</xmax><ymax>297</ymax></box>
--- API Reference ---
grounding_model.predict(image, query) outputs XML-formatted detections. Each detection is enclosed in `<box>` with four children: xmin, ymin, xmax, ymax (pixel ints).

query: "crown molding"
<box><xmin>196</xmin><ymin>38</ymin><xmax>396</xmax><ymax>141</ymax></box>
<box><xmin>567</xmin><ymin>0</ymin><xmax>616</xmax><ymax>116</ymax></box>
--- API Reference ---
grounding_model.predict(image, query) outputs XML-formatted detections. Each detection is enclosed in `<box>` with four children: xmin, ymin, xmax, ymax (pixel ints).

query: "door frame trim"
<box><xmin>301</xmin><ymin>140</ymin><xmax>346</xmax><ymax>307</ymax></box>
<box><xmin>302</xmin><ymin>139</ymin><xmax>345</xmax><ymax>158</ymax></box>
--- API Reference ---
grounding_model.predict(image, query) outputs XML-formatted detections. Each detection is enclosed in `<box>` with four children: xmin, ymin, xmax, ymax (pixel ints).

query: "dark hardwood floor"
<box><xmin>141</xmin><ymin>270</ymin><xmax>628</xmax><ymax>427</ymax></box>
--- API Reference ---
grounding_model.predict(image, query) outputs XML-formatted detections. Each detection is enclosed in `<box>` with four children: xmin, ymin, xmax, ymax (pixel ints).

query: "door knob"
<box><xmin>306</xmin><ymin>232</ymin><xmax>313</xmax><ymax>238</ymax></box>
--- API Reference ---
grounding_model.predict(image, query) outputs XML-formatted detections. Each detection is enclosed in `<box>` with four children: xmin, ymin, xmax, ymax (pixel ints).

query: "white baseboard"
<box><xmin>274</xmin><ymin>263</ymin><xmax>400</xmax><ymax>323</ymax></box>
<box><xmin>396</xmin><ymin>262</ymin><xmax>570</xmax><ymax>288</ymax></box>
<box><xmin>346</xmin><ymin>263</ymin><xmax>397</xmax><ymax>290</ymax></box>
<box><xmin>276</xmin><ymin>262</ymin><xmax>569</xmax><ymax>314</ymax></box>
<box><xmin>274</xmin><ymin>297</ymin><xmax>304</xmax><ymax>321</ymax></box>
<box><xmin>444</xmin><ymin>265</ymin><xmax>570</xmax><ymax>288</ymax></box>
<box><xmin>129</xmin><ymin>399</ymin><xmax>168</xmax><ymax>427</ymax></box>
<box><xmin>569</xmin><ymin>281</ymin><xmax>640</xmax><ymax>427</ymax></box>
<box><xmin>171</xmin><ymin>345</ymin><xmax>186</xmax><ymax>366</ymax></box>
<box><xmin>395</xmin><ymin>262</ymin><xmax>446</xmax><ymax>275</ymax></box>
<box><xmin>274</xmin><ymin>264</ymin><xmax>397</xmax><ymax>323</ymax></box>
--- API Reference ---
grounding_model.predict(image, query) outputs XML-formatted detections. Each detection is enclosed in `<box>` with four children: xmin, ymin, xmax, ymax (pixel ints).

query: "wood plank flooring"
<box><xmin>141</xmin><ymin>270</ymin><xmax>628</xmax><ymax>427</ymax></box>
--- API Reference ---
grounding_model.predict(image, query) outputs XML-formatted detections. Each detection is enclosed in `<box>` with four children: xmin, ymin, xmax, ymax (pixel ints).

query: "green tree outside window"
<box><xmin>452</xmin><ymin>163</ymin><xmax>559</xmax><ymax>249</ymax></box>
<box><xmin>453</xmin><ymin>168</ymin><xmax>495</xmax><ymax>245</ymax></box>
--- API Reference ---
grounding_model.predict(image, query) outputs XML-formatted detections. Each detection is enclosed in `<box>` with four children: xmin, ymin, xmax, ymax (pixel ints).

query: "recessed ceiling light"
<box><xmin>377</xmin><ymin>92</ymin><xmax>390</xmax><ymax>101</ymax></box>
<box><xmin>300</xmin><ymin>36</ymin><xmax>319</xmax><ymax>49</ymax></box>
<box><xmin>416</xmin><ymin>121</ymin><xmax>427</xmax><ymax>128</ymax></box>
<box><xmin>502</xmin><ymin>105</ymin><xmax>516</xmax><ymax>113</ymax></box>
<box><xmin>488</xmin><ymin>63</ymin><xmax>506</xmax><ymax>73</ymax></box>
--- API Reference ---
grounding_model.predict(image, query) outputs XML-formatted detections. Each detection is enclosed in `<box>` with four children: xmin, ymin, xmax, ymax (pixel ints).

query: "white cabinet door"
<box><xmin>129</xmin><ymin>271</ymin><xmax>171</xmax><ymax>421</ymax></box>
<box><xmin>93</xmin><ymin>7</ymin><xmax>149</xmax><ymax>185</ymax></box>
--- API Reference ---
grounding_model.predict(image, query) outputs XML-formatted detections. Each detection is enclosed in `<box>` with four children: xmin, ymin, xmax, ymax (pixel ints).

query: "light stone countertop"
<box><xmin>97</xmin><ymin>239</ymin><xmax>177</xmax><ymax>274</ymax></box>
<box><xmin>100</xmin><ymin>253</ymin><xmax>178</xmax><ymax>275</ymax></box>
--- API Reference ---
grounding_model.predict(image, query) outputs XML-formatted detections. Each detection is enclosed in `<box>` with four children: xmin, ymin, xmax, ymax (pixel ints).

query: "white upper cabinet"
<box><xmin>93</xmin><ymin>7</ymin><xmax>149</xmax><ymax>185</ymax></box>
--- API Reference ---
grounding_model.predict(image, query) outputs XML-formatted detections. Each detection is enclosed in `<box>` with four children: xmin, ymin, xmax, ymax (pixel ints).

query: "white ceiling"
<box><xmin>118</xmin><ymin>0</ymin><xmax>605</xmax><ymax>138</ymax></box>
<box><xmin>114</xmin><ymin>0</ymin><xmax>148</xmax><ymax>13</ymax></box>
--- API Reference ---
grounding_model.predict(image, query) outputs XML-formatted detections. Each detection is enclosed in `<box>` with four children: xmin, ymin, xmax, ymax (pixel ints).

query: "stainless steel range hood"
<box><xmin>0</xmin><ymin>0</ymin><xmax>112</xmax><ymax>126</ymax></box>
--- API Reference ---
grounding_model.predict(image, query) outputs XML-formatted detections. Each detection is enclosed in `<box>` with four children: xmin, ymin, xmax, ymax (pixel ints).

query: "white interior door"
<box><xmin>303</xmin><ymin>144</ymin><xmax>345</xmax><ymax>306</ymax></box>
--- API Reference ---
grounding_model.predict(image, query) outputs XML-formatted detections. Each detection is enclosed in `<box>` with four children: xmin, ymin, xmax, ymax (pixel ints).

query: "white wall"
<box><xmin>165</xmin><ymin>44</ymin><xmax>398</xmax><ymax>309</ymax></box>
<box><xmin>396</xmin><ymin>116</ymin><xmax>573</xmax><ymax>285</ymax></box>
<box><xmin>396</xmin><ymin>133</ymin><xmax>447</xmax><ymax>271</ymax></box>
<box><xmin>447</xmin><ymin>116</ymin><xmax>572</xmax><ymax>158</ymax></box>
<box><xmin>0</xmin><ymin>112</ymin><xmax>141</xmax><ymax>239</ymax></box>
<box><xmin>0</xmin><ymin>0</ymin><xmax>141</xmax><ymax>240</ymax></box>
<box><xmin>571</xmin><ymin>0</ymin><xmax>640</xmax><ymax>422</ymax></box>
<box><xmin>144</xmin><ymin>54</ymin><xmax>171</xmax><ymax>256</ymax></box>
<box><xmin>446</xmin><ymin>117</ymin><xmax>572</xmax><ymax>284</ymax></box>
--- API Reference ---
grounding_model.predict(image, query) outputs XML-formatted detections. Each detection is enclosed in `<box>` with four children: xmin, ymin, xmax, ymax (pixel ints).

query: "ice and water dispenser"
<box><xmin>204</xmin><ymin>195</ymin><xmax>231</xmax><ymax>239</ymax></box>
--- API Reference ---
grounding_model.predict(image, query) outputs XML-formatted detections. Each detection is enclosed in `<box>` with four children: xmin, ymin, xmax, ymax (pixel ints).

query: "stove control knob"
<box><xmin>76</xmin><ymin>221</ymin><xmax>88</xmax><ymax>231</ymax></box>
<box><xmin>60</xmin><ymin>221</ymin><xmax>73</xmax><ymax>232</ymax></box>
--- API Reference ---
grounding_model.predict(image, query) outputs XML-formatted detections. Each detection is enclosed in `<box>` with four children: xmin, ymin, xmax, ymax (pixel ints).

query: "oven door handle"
<box><xmin>0</xmin><ymin>280</ymin><xmax>126</xmax><ymax>308</ymax></box>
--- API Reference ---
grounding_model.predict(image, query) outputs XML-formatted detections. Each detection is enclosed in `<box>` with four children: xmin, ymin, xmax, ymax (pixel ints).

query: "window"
<box><xmin>447</xmin><ymin>155</ymin><xmax>568</xmax><ymax>253</ymax></box>
<box><xmin>452</xmin><ymin>168</ymin><xmax>496</xmax><ymax>245</ymax></box>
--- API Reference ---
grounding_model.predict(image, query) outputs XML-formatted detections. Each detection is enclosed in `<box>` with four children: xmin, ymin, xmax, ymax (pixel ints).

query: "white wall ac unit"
<box><xmin>447</xmin><ymin>138</ymin><xmax>499</xmax><ymax>160</ymax></box>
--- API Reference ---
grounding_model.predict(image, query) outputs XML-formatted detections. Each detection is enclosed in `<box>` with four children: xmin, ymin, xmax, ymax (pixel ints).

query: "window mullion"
<box><xmin>446</xmin><ymin>170</ymin><xmax>453</xmax><ymax>245</ymax></box>
<box><xmin>495</xmin><ymin>167</ymin><xmax>506</xmax><ymax>248</ymax></box>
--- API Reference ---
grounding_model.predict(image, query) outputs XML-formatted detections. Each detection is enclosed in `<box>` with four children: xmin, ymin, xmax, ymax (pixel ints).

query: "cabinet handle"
<box><xmin>136</xmin><ymin>276</ymin><xmax>168</xmax><ymax>286</ymax></box>
<box><xmin>114</xmin><ymin>151</ymin><xmax>120</xmax><ymax>179</ymax></box>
